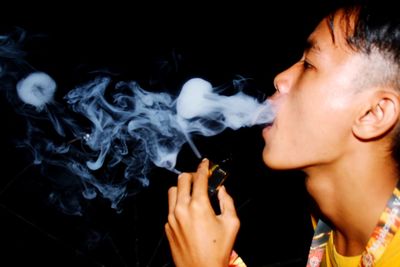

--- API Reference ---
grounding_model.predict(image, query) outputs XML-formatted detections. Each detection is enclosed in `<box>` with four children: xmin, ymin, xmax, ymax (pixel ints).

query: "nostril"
<box><xmin>273</xmin><ymin>82</ymin><xmax>280</xmax><ymax>93</ymax></box>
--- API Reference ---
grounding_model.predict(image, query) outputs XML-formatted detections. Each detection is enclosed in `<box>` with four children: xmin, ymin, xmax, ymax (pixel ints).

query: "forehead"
<box><xmin>306</xmin><ymin>10</ymin><xmax>371</xmax><ymax>89</ymax></box>
<box><xmin>307</xmin><ymin>9</ymin><xmax>355</xmax><ymax>53</ymax></box>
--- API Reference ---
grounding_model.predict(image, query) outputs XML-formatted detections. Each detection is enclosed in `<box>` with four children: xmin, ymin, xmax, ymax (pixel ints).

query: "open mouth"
<box><xmin>261</xmin><ymin>120</ymin><xmax>275</xmax><ymax>138</ymax></box>
<box><xmin>257</xmin><ymin>119</ymin><xmax>275</xmax><ymax>129</ymax></box>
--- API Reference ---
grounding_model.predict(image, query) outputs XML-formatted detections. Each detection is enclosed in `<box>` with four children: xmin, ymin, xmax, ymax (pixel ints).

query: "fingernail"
<box><xmin>202</xmin><ymin>158</ymin><xmax>208</xmax><ymax>162</ymax></box>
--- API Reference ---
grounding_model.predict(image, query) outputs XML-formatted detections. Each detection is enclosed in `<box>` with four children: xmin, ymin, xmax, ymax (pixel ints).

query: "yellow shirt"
<box><xmin>321</xmin><ymin>229</ymin><xmax>400</xmax><ymax>267</ymax></box>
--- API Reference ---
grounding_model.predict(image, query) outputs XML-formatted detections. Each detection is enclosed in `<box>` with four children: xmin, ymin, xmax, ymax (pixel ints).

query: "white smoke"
<box><xmin>1</xmin><ymin>31</ymin><xmax>275</xmax><ymax>214</ymax></box>
<box><xmin>16</xmin><ymin>72</ymin><xmax>56</xmax><ymax>110</ymax></box>
<box><xmin>15</xmin><ymin>74</ymin><xmax>274</xmax><ymax>213</ymax></box>
<box><xmin>177</xmin><ymin>78</ymin><xmax>274</xmax><ymax>130</ymax></box>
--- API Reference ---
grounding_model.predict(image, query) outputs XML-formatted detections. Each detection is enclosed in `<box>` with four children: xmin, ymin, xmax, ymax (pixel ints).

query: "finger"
<box><xmin>218</xmin><ymin>185</ymin><xmax>237</xmax><ymax>217</ymax></box>
<box><xmin>165</xmin><ymin>222</ymin><xmax>183</xmax><ymax>267</ymax></box>
<box><xmin>176</xmin><ymin>172</ymin><xmax>192</xmax><ymax>204</ymax></box>
<box><xmin>191</xmin><ymin>158</ymin><xmax>210</xmax><ymax>199</ymax></box>
<box><xmin>165</xmin><ymin>222</ymin><xmax>178</xmax><ymax>248</ymax></box>
<box><xmin>168</xmin><ymin>186</ymin><xmax>177</xmax><ymax>215</ymax></box>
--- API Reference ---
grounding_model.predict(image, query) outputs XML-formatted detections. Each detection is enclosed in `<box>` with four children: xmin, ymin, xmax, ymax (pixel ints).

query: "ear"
<box><xmin>353</xmin><ymin>91</ymin><xmax>400</xmax><ymax>140</ymax></box>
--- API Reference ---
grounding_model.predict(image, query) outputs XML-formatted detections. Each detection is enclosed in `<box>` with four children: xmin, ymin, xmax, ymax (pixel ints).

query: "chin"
<box><xmin>262</xmin><ymin>147</ymin><xmax>280</xmax><ymax>169</ymax></box>
<box><xmin>262</xmin><ymin>147</ymin><xmax>295</xmax><ymax>170</ymax></box>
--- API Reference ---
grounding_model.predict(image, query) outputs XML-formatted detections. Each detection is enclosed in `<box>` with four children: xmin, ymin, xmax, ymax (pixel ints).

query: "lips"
<box><xmin>263</xmin><ymin>123</ymin><xmax>273</xmax><ymax>131</ymax></box>
<box><xmin>262</xmin><ymin>121</ymin><xmax>274</xmax><ymax>139</ymax></box>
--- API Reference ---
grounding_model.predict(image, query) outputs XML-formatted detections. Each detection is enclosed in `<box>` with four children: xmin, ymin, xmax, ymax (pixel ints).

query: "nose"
<box><xmin>273</xmin><ymin>63</ymin><xmax>296</xmax><ymax>95</ymax></box>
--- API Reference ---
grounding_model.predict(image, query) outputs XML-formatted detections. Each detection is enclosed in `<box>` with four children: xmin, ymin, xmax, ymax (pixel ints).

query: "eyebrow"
<box><xmin>304</xmin><ymin>38</ymin><xmax>321</xmax><ymax>54</ymax></box>
<box><xmin>304</xmin><ymin>15</ymin><xmax>336</xmax><ymax>53</ymax></box>
<box><xmin>327</xmin><ymin>14</ymin><xmax>336</xmax><ymax>43</ymax></box>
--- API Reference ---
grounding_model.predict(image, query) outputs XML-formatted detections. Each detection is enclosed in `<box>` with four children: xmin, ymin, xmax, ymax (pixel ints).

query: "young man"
<box><xmin>164</xmin><ymin>1</ymin><xmax>400</xmax><ymax>266</ymax></box>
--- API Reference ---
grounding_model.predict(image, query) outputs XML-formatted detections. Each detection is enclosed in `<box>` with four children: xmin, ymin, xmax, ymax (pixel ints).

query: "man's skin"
<box><xmin>165</xmin><ymin>7</ymin><xmax>400</xmax><ymax>267</ymax></box>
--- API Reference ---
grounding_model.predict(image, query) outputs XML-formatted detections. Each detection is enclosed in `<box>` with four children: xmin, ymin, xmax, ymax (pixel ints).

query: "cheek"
<box><xmin>262</xmin><ymin>93</ymin><xmax>354</xmax><ymax>168</ymax></box>
<box><xmin>298</xmin><ymin>94</ymin><xmax>353</xmax><ymax>142</ymax></box>
<box><xmin>297</xmin><ymin>96</ymin><xmax>355</xmax><ymax>161</ymax></box>
<box><xmin>261</xmin><ymin>104</ymin><xmax>310</xmax><ymax>168</ymax></box>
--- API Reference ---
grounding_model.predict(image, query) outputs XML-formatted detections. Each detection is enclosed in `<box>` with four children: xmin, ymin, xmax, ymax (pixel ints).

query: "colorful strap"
<box><xmin>360</xmin><ymin>184</ymin><xmax>400</xmax><ymax>266</ymax></box>
<box><xmin>306</xmin><ymin>181</ymin><xmax>400</xmax><ymax>267</ymax></box>
<box><xmin>306</xmin><ymin>220</ymin><xmax>332</xmax><ymax>267</ymax></box>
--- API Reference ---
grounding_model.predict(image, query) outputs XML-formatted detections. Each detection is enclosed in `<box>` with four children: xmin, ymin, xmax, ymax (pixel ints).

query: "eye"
<box><xmin>302</xmin><ymin>60</ymin><xmax>313</xmax><ymax>70</ymax></box>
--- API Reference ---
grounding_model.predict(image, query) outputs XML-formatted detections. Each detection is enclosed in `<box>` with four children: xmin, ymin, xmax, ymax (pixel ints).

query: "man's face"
<box><xmin>262</xmin><ymin>11</ymin><xmax>367</xmax><ymax>170</ymax></box>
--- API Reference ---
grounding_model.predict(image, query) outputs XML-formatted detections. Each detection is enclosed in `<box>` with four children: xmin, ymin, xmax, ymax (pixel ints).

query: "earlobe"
<box><xmin>353</xmin><ymin>93</ymin><xmax>400</xmax><ymax>141</ymax></box>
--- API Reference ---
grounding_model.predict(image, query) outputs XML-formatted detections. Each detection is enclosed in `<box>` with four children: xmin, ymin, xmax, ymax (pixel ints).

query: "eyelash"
<box><xmin>302</xmin><ymin>60</ymin><xmax>313</xmax><ymax>69</ymax></box>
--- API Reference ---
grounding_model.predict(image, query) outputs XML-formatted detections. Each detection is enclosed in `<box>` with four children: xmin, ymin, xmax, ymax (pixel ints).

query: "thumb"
<box><xmin>218</xmin><ymin>186</ymin><xmax>241</xmax><ymax>244</ymax></box>
<box><xmin>218</xmin><ymin>185</ymin><xmax>238</xmax><ymax>219</ymax></box>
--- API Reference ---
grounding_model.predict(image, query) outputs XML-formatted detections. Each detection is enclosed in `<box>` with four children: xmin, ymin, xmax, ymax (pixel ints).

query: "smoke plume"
<box><xmin>0</xmin><ymin>31</ymin><xmax>275</xmax><ymax>215</ymax></box>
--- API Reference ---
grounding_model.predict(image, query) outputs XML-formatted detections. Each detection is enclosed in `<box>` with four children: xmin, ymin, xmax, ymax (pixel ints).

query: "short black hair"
<box><xmin>338</xmin><ymin>0</ymin><xmax>400</xmax><ymax>165</ymax></box>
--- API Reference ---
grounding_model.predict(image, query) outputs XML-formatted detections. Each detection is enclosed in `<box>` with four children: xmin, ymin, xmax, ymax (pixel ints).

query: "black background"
<box><xmin>0</xmin><ymin>1</ymin><xmax>336</xmax><ymax>266</ymax></box>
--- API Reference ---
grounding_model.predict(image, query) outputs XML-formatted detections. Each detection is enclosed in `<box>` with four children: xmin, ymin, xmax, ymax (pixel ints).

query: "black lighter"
<box><xmin>208</xmin><ymin>159</ymin><xmax>230</xmax><ymax>196</ymax></box>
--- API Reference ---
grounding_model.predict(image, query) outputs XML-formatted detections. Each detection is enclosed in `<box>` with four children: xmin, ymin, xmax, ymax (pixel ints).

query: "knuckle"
<box><xmin>164</xmin><ymin>223</ymin><xmax>174</xmax><ymax>240</ymax></box>
<box><xmin>224</xmin><ymin>194</ymin><xmax>234</xmax><ymax>204</ymax></box>
<box><xmin>233</xmin><ymin>217</ymin><xmax>241</xmax><ymax>228</ymax></box>
<box><xmin>167</xmin><ymin>214</ymin><xmax>175</xmax><ymax>224</ymax></box>
<box><xmin>189</xmin><ymin>198</ymin><xmax>208</xmax><ymax>212</ymax></box>
<box><xmin>164</xmin><ymin>222</ymin><xmax>170</xmax><ymax>232</ymax></box>
<box><xmin>226</xmin><ymin>216</ymin><xmax>240</xmax><ymax>230</ymax></box>
<box><xmin>179</xmin><ymin>172</ymin><xmax>192</xmax><ymax>181</ymax></box>
<box><xmin>173</xmin><ymin>204</ymin><xmax>187</xmax><ymax>219</ymax></box>
<box><xmin>189</xmin><ymin>200</ymin><xmax>202</xmax><ymax>211</ymax></box>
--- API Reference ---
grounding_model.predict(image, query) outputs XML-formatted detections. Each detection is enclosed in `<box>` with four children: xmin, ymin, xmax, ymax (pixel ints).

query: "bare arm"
<box><xmin>165</xmin><ymin>159</ymin><xmax>240</xmax><ymax>267</ymax></box>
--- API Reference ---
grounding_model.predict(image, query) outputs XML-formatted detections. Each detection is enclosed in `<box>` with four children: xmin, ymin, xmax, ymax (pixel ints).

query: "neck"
<box><xmin>305</xmin><ymin>153</ymin><xmax>398</xmax><ymax>256</ymax></box>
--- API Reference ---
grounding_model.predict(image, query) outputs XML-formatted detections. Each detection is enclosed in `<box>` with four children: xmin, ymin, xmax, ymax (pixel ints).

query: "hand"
<box><xmin>165</xmin><ymin>159</ymin><xmax>240</xmax><ymax>267</ymax></box>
